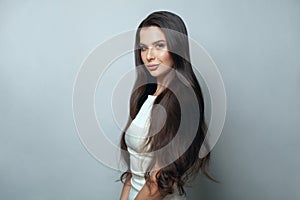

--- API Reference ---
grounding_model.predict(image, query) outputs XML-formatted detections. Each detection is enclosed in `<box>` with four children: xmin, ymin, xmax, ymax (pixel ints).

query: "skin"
<box><xmin>120</xmin><ymin>174</ymin><xmax>132</xmax><ymax>200</ymax></box>
<box><xmin>135</xmin><ymin>27</ymin><xmax>175</xmax><ymax>197</ymax></box>
<box><xmin>120</xmin><ymin>26</ymin><xmax>174</xmax><ymax>200</ymax></box>
<box><xmin>139</xmin><ymin>26</ymin><xmax>175</xmax><ymax>96</ymax></box>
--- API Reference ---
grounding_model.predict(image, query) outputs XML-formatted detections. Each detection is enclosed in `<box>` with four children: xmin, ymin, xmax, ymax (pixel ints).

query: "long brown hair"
<box><xmin>120</xmin><ymin>11</ymin><xmax>212</xmax><ymax>196</ymax></box>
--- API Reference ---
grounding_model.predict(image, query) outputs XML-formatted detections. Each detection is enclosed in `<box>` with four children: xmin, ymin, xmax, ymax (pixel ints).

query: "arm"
<box><xmin>120</xmin><ymin>173</ymin><xmax>132</xmax><ymax>200</ymax></box>
<box><xmin>134</xmin><ymin>170</ymin><xmax>164</xmax><ymax>200</ymax></box>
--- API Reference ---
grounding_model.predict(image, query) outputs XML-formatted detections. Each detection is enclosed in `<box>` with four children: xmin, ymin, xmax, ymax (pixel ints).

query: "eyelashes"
<box><xmin>139</xmin><ymin>42</ymin><xmax>167</xmax><ymax>52</ymax></box>
<box><xmin>155</xmin><ymin>43</ymin><xmax>166</xmax><ymax>48</ymax></box>
<box><xmin>139</xmin><ymin>45</ymin><xmax>147</xmax><ymax>52</ymax></box>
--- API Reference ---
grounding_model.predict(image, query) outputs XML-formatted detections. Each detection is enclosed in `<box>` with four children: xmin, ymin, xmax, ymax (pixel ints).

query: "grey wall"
<box><xmin>1</xmin><ymin>0</ymin><xmax>299</xmax><ymax>199</ymax></box>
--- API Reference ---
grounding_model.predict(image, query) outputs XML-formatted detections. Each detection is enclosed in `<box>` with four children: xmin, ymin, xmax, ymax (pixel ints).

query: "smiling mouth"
<box><xmin>146</xmin><ymin>64</ymin><xmax>160</xmax><ymax>71</ymax></box>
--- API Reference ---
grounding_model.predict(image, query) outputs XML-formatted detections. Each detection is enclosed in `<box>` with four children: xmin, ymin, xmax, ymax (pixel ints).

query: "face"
<box><xmin>139</xmin><ymin>26</ymin><xmax>174</xmax><ymax>79</ymax></box>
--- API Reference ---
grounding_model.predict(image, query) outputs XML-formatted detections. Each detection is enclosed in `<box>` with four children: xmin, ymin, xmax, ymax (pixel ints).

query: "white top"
<box><xmin>125</xmin><ymin>95</ymin><xmax>185</xmax><ymax>200</ymax></box>
<box><xmin>125</xmin><ymin>95</ymin><xmax>156</xmax><ymax>196</ymax></box>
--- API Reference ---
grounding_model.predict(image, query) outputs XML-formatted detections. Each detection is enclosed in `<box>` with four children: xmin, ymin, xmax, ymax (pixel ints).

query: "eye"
<box><xmin>155</xmin><ymin>43</ymin><xmax>166</xmax><ymax>49</ymax></box>
<box><xmin>139</xmin><ymin>45</ymin><xmax>147</xmax><ymax>52</ymax></box>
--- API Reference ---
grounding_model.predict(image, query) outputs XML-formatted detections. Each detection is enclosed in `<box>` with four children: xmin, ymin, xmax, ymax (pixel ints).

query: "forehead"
<box><xmin>139</xmin><ymin>26</ymin><xmax>166</xmax><ymax>44</ymax></box>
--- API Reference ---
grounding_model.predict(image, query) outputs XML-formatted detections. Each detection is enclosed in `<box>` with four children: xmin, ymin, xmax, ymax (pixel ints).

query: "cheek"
<box><xmin>158</xmin><ymin>51</ymin><xmax>174</xmax><ymax>66</ymax></box>
<box><xmin>140</xmin><ymin>52</ymin><xmax>146</xmax><ymax>63</ymax></box>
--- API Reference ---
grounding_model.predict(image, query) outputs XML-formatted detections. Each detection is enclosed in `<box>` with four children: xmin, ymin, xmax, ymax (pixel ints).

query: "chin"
<box><xmin>146</xmin><ymin>70</ymin><xmax>159</xmax><ymax>77</ymax></box>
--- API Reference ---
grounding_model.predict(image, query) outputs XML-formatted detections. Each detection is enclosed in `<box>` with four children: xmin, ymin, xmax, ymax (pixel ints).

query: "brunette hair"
<box><xmin>120</xmin><ymin>11</ymin><xmax>212</xmax><ymax>197</ymax></box>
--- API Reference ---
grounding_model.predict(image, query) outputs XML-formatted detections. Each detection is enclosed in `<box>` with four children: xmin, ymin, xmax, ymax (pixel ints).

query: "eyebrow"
<box><xmin>139</xmin><ymin>40</ymin><xmax>166</xmax><ymax>46</ymax></box>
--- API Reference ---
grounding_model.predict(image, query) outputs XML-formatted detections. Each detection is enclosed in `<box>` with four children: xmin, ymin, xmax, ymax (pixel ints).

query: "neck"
<box><xmin>154</xmin><ymin>70</ymin><xmax>175</xmax><ymax>96</ymax></box>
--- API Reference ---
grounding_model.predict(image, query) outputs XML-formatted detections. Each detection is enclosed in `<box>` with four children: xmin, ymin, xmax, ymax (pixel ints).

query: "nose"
<box><xmin>146</xmin><ymin>47</ymin><xmax>155</xmax><ymax>62</ymax></box>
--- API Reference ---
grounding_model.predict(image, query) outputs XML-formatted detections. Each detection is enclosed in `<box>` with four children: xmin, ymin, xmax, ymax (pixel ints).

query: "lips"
<box><xmin>146</xmin><ymin>63</ymin><xmax>160</xmax><ymax>71</ymax></box>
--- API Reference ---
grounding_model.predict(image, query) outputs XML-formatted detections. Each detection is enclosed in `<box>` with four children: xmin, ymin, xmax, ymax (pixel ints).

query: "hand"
<box><xmin>120</xmin><ymin>174</ymin><xmax>132</xmax><ymax>200</ymax></box>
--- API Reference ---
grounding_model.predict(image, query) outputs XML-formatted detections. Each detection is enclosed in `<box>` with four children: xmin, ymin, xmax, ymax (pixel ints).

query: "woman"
<box><xmin>120</xmin><ymin>11</ymin><xmax>212</xmax><ymax>200</ymax></box>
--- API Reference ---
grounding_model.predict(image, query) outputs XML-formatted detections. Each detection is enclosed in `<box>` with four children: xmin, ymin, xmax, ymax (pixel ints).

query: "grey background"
<box><xmin>1</xmin><ymin>0</ymin><xmax>299</xmax><ymax>199</ymax></box>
